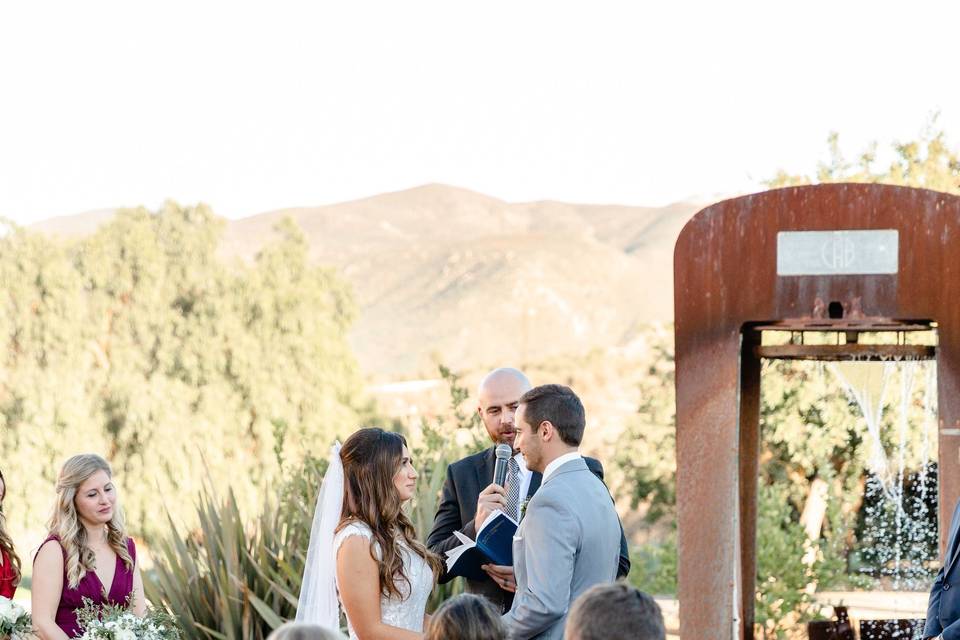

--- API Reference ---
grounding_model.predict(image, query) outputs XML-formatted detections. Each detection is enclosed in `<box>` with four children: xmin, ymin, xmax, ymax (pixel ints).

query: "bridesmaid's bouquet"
<box><xmin>77</xmin><ymin>600</ymin><xmax>181</xmax><ymax>640</ymax></box>
<box><xmin>0</xmin><ymin>596</ymin><xmax>32</xmax><ymax>640</ymax></box>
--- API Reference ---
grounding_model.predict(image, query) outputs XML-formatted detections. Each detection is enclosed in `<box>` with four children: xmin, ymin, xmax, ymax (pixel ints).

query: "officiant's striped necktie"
<box><xmin>505</xmin><ymin>457</ymin><xmax>521</xmax><ymax>520</ymax></box>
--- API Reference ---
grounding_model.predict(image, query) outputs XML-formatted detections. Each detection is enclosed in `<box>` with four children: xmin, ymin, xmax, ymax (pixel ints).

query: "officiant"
<box><xmin>426</xmin><ymin>367</ymin><xmax>630</xmax><ymax>613</ymax></box>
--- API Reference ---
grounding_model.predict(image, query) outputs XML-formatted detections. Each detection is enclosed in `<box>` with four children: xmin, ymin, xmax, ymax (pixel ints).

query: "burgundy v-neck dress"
<box><xmin>39</xmin><ymin>536</ymin><xmax>137</xmax><ymax>638</ymax></box>
<box><xmin>0</xmin><ymin>548</ymin><xmax>17</xmax><ymax>599</ymax></box>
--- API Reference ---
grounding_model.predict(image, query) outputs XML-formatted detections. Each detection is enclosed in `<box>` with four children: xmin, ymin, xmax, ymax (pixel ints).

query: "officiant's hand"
<box><xmin>475</xmin><ymin>483</ymin><xmax>507</xmax><ymax>530</ymax></box>
<box><xmin>482</xmin><ymin>564</ymin><xmax>516</xmax><ymax>592</ymax></box>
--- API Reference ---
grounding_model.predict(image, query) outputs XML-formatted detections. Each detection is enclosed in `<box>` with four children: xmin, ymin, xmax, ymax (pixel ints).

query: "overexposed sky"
<box><xmin>1</xmin><ymin>1</ymin><xmax>957</xmax><ymax>225</ymax></box>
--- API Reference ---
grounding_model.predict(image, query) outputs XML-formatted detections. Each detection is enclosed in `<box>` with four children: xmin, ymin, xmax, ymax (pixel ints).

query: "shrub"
<box><xmin>145</xmin><ymin>456</ymin><xmax>325</xmax><ymax>640</ymax></box>
<box><xmin>754</xmin><ymin>485</ymin><xmax>820</xmax><ymax>640</ymax></box>
<box><xmin>628</xmin><ymin>532</ymin><xmax>677</xmax><ymax>597</ymax></box>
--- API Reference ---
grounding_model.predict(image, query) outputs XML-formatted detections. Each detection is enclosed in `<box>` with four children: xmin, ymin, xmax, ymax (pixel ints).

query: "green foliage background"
<box><xmin>0</xmin><ymin>203</ymin><xmax>369</xmax><ymax>538</ymax></box>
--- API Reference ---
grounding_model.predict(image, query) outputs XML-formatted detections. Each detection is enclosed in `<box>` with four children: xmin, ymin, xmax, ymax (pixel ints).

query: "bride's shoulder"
<box><xmin>334</xmin><ymin>519</ymin><xmax>374</xmax><ymax>549</ymax></box>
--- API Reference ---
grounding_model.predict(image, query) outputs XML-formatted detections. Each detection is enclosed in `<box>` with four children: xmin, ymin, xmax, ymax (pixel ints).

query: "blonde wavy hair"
<box><xmin>48</xmin><ymin>454</ymin><xmax>132</xmax><ymax>589</ymax></box>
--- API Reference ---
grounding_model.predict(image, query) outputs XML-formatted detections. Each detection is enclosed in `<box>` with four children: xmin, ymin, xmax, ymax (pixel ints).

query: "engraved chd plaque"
<box><xmin>776</xmin><ymin>230</ymin><xmax>899</xmax><ymax>276</ymax></box>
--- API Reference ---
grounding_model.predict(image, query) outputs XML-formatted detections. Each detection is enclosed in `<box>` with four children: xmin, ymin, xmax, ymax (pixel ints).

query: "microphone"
<box><xmin>493</xmin><ymin>443</ymin><xmax>512</xmax><ymax>487</ymax></box>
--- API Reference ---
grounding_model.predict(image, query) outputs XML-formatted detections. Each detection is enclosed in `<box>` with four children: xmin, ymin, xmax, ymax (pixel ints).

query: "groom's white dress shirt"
<box><xmin>541</xmin><ymin>451</ymin><xmax>582</xmax><ymax>484</ymax></box>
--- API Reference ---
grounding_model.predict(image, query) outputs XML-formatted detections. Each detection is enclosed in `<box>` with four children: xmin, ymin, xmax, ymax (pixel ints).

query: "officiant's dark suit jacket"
<box><xmin>426</xmin><ymin>446</ymin><xmax>630</xmax><ymax>613</ymax></box>
<box><xmin>926</xmin><ymin>499</ymin><xmax>960</xmax><ymax>639</ymax></box>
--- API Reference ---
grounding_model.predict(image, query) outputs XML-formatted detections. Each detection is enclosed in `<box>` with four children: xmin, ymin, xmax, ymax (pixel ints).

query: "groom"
<box><xmin>502</xmin><ymin>384</ymin><xmax>621</xmax><ymax>640</ymax></box>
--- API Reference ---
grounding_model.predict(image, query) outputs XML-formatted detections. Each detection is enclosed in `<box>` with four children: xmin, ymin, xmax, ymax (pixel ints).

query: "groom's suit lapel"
<box><xmin>541</xmin><ymin>458</ymin><xmax>588</xmax><ymax>487</ymax></box>
<box><xmin>520</xmin><ymin>459</ymin><xmax>584</xmax><ymax>533</ymax></box>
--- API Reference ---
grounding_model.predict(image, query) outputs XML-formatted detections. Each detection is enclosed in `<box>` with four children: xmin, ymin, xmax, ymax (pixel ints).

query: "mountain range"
<box><xmin>30</xmin><ymin>184</ymin><xmax>704</xmax><ymax>380</ymax></box>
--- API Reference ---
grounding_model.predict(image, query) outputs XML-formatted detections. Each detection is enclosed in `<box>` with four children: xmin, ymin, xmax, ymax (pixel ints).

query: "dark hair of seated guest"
<box><xmin>425</xmin><ymin>593</ymin><xmax>507</xmax><ymax>640</ymax></box>
<box><xmin>564</xmin><ymin>582</ymin><xmax>665</xmax><ymax>640</ymax></box>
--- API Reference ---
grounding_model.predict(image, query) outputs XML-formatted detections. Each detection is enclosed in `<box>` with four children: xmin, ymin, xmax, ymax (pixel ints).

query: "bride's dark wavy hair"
<box><xmin>337</xmin><ymin>428</ymin><xmax>442</xmax><ymax>599</ymax></box>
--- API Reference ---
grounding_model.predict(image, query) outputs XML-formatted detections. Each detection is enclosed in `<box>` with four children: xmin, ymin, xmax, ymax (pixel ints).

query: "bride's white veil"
<box><xmin>295</xmin><ymin>441</ymin><xmax>344</xmax><ymax>628</ymax></box>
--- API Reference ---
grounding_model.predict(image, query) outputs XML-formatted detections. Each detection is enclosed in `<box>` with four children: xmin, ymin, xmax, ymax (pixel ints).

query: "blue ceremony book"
<box><xmin>444</xmin><ymin>510</ymin><xmax>518</xmax><ymax>581</ymax></box>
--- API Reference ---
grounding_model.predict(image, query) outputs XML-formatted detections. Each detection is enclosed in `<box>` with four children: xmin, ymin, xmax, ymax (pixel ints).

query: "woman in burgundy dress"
<box><xmin>0</xmin><ymin>468</ymin><xmax>21</xmax><ymax>599</ymax></box>
<box><xmin>32</xmin><ymin>454</ymin><xmax>146</xmax><ymax>640</ymax></box>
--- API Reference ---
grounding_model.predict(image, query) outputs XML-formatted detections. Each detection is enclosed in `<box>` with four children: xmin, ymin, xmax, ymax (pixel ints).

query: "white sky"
<box><xmin>1</xmin><ymin>1</ymin><xmax>958</xmax><ymax>225</ymax></box>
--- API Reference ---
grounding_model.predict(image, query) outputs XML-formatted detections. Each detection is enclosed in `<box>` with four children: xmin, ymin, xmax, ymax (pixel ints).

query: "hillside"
<box><xmin>30</xmin><ymin>184</ymin><xmax>702</xmax><ymax>379</ymax></box>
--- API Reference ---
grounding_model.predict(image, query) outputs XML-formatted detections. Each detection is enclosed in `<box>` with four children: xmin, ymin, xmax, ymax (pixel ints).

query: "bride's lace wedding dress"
<box><xmin>333</xmin><ymin>521</ymin><xmax>433</xmax><ymax>639</ymax></box>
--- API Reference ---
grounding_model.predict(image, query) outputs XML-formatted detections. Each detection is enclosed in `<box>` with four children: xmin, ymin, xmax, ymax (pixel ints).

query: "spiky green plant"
<box><xmin>145</xmin><ymin>456</ymin><xmax>325</xmax><ymax>640</ymax></box>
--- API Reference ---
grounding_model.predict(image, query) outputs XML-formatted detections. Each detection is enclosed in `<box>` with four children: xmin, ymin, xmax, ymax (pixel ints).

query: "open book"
<box><xmin>444</xmin><ymin>509</ymin><xmax>518</xmax><ymax>581</ymax></box>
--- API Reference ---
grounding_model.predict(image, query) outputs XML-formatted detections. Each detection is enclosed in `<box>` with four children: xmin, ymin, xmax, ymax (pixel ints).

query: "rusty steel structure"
<box><xmin>674</xmin><ymin>184</ymin><xmax>960</xmax><ymax>639</ymax></box>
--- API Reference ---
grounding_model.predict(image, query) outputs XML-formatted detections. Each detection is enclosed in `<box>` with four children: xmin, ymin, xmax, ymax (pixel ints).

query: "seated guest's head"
<box><xmin>266</xmin><ymin>622</ymin><xmax>347</xmax><ymax>640</ymax></box>
<box><xmin>425</xmin><ymin>594</ymin><xmax>507</xmax><ymax>640</ymax></box>
<box><xmin>564</xmin><ymin>582</ymin><xmax>665</xmax><ymax>640</ymax></box>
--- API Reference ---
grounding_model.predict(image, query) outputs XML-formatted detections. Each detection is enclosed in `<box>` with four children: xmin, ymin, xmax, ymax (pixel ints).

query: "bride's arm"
<box><xmin>337</xmin><ymin>536</ymin><xmax>423</xmax><ymax>640</ymax></box>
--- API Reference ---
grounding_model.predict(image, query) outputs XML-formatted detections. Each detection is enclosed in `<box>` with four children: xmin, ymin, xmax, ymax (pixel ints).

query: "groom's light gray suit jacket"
<box><xmin>502</xmin><ymin>456</ymin><xmax>621</xmax><ymax>640</ymax></box>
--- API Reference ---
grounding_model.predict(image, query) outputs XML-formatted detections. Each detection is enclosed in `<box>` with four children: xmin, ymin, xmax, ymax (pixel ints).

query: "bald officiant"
<box><xmin>426</xmin><ymin>367</ymin><xmax>630</xmax><ymax>613</ymax></box>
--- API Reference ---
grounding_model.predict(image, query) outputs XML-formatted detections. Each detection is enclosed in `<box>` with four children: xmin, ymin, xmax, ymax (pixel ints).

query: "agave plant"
<box><xmin>145</xmin><ymin>457</ymin><xmax>325</xmax><ymax>640</ymax></box>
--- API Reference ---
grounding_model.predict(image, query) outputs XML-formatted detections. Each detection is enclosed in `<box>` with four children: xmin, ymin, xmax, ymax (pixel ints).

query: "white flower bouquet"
<box><xmin>76</xmin><ymin>599</ymin><xmax>180</xmax><ymax>640</ymax></box>
<box><xmin>0</xmin><ymin>595</ymin><xmax>32</xmax><ymax>640</ymax></box>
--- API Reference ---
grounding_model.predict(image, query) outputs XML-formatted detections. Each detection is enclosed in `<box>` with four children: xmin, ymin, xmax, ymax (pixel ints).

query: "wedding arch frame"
<box><xmin>673</xmin><ymin>183</ymin><xmax>960</xmax><ymax>639</ymax></box>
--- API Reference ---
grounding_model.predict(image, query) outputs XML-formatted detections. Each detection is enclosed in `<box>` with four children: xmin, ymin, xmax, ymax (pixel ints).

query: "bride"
<box><xmin>296</xmin><ymin>428</ymin><xmax>443</xmax><ymax>639</ymax></box>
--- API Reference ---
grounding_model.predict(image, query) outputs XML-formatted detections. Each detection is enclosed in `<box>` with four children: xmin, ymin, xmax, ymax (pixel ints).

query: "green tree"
<box><xmin>0</xmin><ymin>203</ymin><xmax>368</xmax><ymax>538</ymax></box>
<box><xmin>768</xmin><ymin>118</ymin><xmax>960</xmax><ymax>195</ymax></box>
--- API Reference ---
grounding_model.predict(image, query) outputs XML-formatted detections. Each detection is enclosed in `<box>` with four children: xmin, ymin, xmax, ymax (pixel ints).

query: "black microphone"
<box><xmin>492</xmin><ymin>443</ymin><xmax>512</xmax><ymax>487</ymax></box>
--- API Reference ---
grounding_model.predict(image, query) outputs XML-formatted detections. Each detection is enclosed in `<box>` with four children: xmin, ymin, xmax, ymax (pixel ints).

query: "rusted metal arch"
<box><xmin>755</xmin><ymin>343</ymin><xmax>935</xmax><ymax>361</ymax></box>
<box><xmin>674</xmin><ymin>184</ymin><xmax>960</xmax><ymax>640</ymax></box>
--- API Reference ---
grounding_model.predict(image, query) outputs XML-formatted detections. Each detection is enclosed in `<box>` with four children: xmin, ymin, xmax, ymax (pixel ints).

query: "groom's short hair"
<box><xmin>518</xmin><ymin>384</ymin><xmax>585</xmax><ymax>446</ymax></box>
<box><xmin>565</xmin><ymin>582</ymin><xmax>665</xmax><ymax>640</ymax></box>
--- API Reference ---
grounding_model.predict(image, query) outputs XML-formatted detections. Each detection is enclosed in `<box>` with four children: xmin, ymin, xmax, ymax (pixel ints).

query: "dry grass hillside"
<box><xmin>30</xmin><ymin>184</ymin><xmax>700</xmax><ymax>379</ymax></box>
<box><xmin>218</xmin><ymin>184</ymin><xmax>699</xmax><ymax>379</ymax></box>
